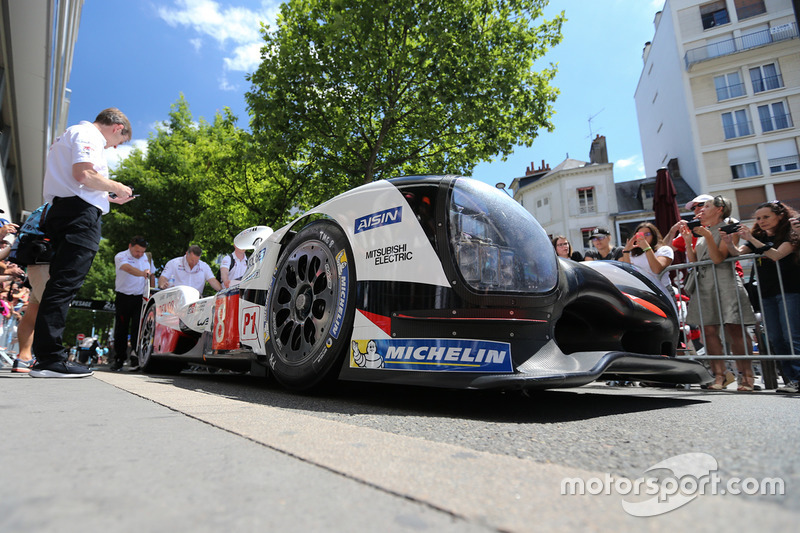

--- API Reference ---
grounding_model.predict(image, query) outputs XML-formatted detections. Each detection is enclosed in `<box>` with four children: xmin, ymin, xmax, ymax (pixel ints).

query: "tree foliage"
<box><xmin>102</xmin><ymin>95</ymin><xmax>297</xmax><ymax>274</ymax></box>
<box><xmin>246</xmin><ymin>0</ymin><xmax>564</xmax><ymax>198</ymax></box>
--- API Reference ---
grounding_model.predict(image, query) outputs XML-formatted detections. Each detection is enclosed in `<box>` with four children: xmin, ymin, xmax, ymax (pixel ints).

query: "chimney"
<box><xmin>589</xmin><ymin>134</ymin><xmax>608</xmax><ymax>164</ymax></box>
<box><xmin>525</xmin><ymin>160</ymin><xmax>551</xmax><ymax>176</ymax></box>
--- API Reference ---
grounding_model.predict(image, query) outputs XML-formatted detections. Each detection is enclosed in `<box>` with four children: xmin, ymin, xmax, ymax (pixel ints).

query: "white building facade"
<box><xmin>0</xmin><ymin>0</ymin><xmax>83</xmax><ymax>219</ymax></box>
<box><xmin>635</xmin><ymin>0</ymin><xmax>800</xmax><ymax>220</ymax></box>
<box><xmin>510</xmin><ymin>156</ymin><xmax>619</xmax><ymax>254</ymax></box>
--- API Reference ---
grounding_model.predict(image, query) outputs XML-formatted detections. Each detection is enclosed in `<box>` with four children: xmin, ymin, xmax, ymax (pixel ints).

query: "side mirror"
<box><xmin>233</xmin><ymin>226</ymin><xmax>274</xmax><ymax>250</ymax></box>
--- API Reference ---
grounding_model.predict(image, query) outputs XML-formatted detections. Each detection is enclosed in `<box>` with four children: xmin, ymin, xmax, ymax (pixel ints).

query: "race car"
<box><xmin>137</xmin><ymin>175</ymin><xmax>711</xmax><ymax>391</ymax></box>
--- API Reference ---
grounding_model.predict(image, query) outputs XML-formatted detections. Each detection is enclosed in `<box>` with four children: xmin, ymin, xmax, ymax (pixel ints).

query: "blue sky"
<box><xmin>67</xmin><ymin>0</ymin><xmax>665</xmax><ymax>187</ymax></box>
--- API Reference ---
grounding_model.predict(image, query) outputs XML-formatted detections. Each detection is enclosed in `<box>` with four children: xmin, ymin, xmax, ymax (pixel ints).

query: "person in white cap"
<box><xmin>664</xmin><ymin>193</ymin><xmax>715</xmax><ymax>252</ymax></box>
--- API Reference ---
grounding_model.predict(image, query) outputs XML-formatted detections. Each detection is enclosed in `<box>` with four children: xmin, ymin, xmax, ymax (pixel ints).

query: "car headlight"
<box><xmin>456</xmin><ymin>240</ymin><xmax>515</xmax><ymax>289</ymax></box>
<box><xmin>457</xmin><ymin>242</ymin><xmax>480</xmax><ymax>283</ymax></box>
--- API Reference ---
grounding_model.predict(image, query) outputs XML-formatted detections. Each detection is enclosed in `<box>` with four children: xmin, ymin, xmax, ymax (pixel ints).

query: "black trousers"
<box><xmin>33</xmin><ymin>197</ymin><xmax>102</xmax><ymax>364</ymax></box>
<box><xmin>113</xmin><ymin>292</ymin><xmax>144</xmax><ymax>364</ymax></box>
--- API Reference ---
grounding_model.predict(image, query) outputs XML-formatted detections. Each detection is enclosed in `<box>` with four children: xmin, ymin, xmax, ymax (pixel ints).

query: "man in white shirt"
<box><xmin>30</xmin><ymin>108</ymin><xmax>136</xmax><ymax>379</ymax></box>
<box><xmin>111</xmin><ymin>236</ymin><xmax>154</xmax><ymax>371</ymax></box>
<box><xmin>159</xmin><ymin>245</ymin><xmax>222</xmax><ymax>294</ymax></box>
<box><xmin>219</xmin><ymin>245</ymin><xmax>249</xmax><ymax>288</ymax></box>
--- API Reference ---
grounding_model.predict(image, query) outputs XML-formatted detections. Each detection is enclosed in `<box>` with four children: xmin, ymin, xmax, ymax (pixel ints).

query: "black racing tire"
<box><xmin>266</xmin><ymin>220</ymin><xmax>356</xmax><ymax>390</ymax></box>
<box><xmin>138</xmin><ymin>302</ymin><xmax>158</xmax><ymax>372</ymax></box>
<box><xmin>138</xmin><ymin>301</ymin><xmax>185</xmax><ymax>375</ymax></box>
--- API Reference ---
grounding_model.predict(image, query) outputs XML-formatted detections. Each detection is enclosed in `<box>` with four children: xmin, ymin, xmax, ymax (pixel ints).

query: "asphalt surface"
<box><xmin>2</xmin><ymin>365</ymin><xmax>798</xmax><ymax>532</ymax></box>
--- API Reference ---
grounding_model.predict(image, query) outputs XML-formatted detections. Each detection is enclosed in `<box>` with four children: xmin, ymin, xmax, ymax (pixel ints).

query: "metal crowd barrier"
<box><xmin>666</xmin><ymin>253</ymin><xmax>797</xmax><ymax>361</ymax></box>
<box><xmin>663</xmin><ymin>253</ymin><xmax>797</xmax><ymax>388</ymax></box>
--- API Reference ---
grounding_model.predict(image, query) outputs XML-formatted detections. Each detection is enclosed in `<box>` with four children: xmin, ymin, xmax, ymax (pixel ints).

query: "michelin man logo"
<box><xmin>351</xmin><ymin>339</ymin><xmax>384</xmax><ymax>369</ymax></box>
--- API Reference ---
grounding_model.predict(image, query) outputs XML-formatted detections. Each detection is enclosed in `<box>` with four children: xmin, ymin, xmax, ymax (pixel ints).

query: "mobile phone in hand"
<box><xmin>719</xmin><ymin>223</ymin><xmax>741</xmax><ymax>234</ymax></box>
<box><xmin>686</xmin><ymin>219</ymin><xmax>702</xmax><ymax>230</ymax></box>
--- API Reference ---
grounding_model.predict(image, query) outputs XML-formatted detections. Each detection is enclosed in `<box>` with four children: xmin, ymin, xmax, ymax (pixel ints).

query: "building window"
<box><xmin>701</xmin><ymin>1</ymin><xmax>730</xmax><ymax>30</ymax></box>
<box><xmin>766</xmin><ymin>139</ymin><xmax>799</xmax><ymax>174</ymax></box>
<box><xmin>734</xmin><ymin>0</ymin><xmax>766</xmax><ymax>20</ymax></box>
<box><xmin>750</xmin><ymin>63</ymin><xmax>782</xmax><ymax>93</ymax></box>
<box><xmin>758</xmin><ymin>102</ymin><xmax>792</xmax><ymax>132</ymax></box>
<box><xmin>731</xmin><ymin>161</ymin><xmax>762</xmax><ymax>179</ymax></box>
<box><xmin>722</xmin><ymin>109</ymin><xmax>752</xmax><ymax>139</ymax></box>
<box><xmin>577</xmin><ymin>187</ymin><xmax>596</xmax><ymax>214</ymax></box>
<box><xmin>729</xmin><ymin>146</ymin><xmax>762</xmax><ymax>180</ymax></box>
<box><xmin>769</xmin><ymin>156</ymin><xmax>799</xmax><ymax>173</ymax></box>
<box><xmin>581</xmin><ymin>228</ymin><xmax>595</xmax><ymax>250</ymax></box>
<box><xmin>714</xmin><ymin>71</ymin><xmax>745</xmax><ymax>101</ymax></box>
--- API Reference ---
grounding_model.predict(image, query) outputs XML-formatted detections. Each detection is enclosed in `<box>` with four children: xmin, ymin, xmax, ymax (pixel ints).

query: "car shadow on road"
<box><xmin>154</xmin><ymin>371</ymin><xmax>709</xmax><ymax>424</ymax></box>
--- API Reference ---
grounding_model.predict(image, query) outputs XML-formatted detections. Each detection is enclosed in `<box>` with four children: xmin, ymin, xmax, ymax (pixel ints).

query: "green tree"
<box><xmin>103</xmin><ymin>96</ymin><xmax>212</xmax><ymax>270</ymax></box>
<box><xmin>103</xmin><ymin>95</ymin><xmax>290</xmax><ymax>272</ymax></box>
<box><xmin>246</xmin><ymin>0</ymin><xmax>564</xmax><ymax>199</ymax></box>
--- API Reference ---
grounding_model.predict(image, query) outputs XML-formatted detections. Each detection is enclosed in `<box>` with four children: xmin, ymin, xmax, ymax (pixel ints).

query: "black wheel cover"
<box><xmin>267</xmin><ymin>221</ymin><xmax>355</xmax><ymax>390</ymax></box>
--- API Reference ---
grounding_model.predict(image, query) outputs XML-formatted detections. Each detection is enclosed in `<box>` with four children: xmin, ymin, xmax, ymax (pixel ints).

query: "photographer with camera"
<box><xmin>680</xmin><ymin>195</ymin><xmax>756</xmax><ymax>391</ymax></box>
<box><xmin>722</xmin><ymin>201</ymin><xmax>800</xmax><ymax>393</ymax></box>
<box><xmin>620</xmin><ymin>222</ymin><xmax>674</xmax><ymax>291</ymax></box>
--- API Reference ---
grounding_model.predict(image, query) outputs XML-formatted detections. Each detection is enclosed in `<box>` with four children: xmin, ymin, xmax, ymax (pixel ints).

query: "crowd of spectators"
<box><xmin>550</xmin><ymin>194</ymin><xmax>800</xmax><ymax>393</ymax></box>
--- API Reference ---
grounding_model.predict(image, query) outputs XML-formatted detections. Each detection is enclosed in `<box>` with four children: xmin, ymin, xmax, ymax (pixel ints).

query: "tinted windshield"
<box><xmin>448</xmin><ymin>178</ymin><xmax>558</xmax><ymax>293</ymax></box>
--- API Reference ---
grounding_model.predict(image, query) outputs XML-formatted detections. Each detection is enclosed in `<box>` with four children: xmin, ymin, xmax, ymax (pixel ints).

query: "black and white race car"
<box><xmin>137</xmin><ymin>175</ymin><xmax>711</xmax><ymax>390</ymax></box>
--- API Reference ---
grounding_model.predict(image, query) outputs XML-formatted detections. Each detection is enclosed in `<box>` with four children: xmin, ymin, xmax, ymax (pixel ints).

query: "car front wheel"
<box><xmin>266</xmin><ymin>221</ymin><xmax>356</xmax><ymax>390</ymax></box>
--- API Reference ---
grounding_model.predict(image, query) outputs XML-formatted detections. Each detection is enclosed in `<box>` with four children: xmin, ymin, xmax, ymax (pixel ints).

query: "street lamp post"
<box><xmin>495</xmin><ymin>182</ymin><xmax>513</xmax><ymax>197</ymax></box>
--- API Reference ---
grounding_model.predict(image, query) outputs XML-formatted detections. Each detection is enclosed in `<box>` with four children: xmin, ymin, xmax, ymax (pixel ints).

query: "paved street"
<box><xmin>2</xmin><ymin>367</ymin><xmax>797</xmax><ymax>532</ymax></box>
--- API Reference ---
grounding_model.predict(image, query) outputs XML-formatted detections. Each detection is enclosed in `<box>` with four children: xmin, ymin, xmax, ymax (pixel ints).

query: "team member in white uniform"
<box><xmin>30</xmin><ymin>108</ymin><xmax>136</xmax><ymax>379</ymax></box>
<box><xmin>111</xmin><ymin>236</ymin><xmax>154</xmax><ymax>371</ymax></box>
<box><xmin>219</xmin><ymin>245</ymin><xmax>249</xmax><ymax>288</ymax></box>
<box><xmin>159</xmin><ymin>245</ymin><xmax>222</xmax><ymax>294</ymax></box>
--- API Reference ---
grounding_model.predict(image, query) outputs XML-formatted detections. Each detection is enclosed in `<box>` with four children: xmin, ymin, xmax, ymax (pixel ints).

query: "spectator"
<box><xmin>583</xmin><ymin>228</ymin><xmax>623</xmax><ymax>261</ymax></box>
<box><xmin>0</xmin><ymin>213</ymin><xmax>19</xmax><ymax>261</ymax></box>
<box><xmin>665</xmin><ymin>194</ymin><xmax>713</xmax><ymax>252</ymax></box>
<box><xmin>620</xmin><ymin>222</ymin><xmax>674</xmax><ymax>291</ymax></box>
<box><xmin>219</xmin><ymin>245</ymin><xmax>248</xmax><ymax>288</ymax></box>
<box><xmin>10</xmin><ymin>265</ymin><xmax>48</xmax><ymax>373</ymax></box>
<box><xmin>722</xmin><ymin>201</ymin><xmax>800</xmax><ymax>394</ymax></box>
<box><xmin>159</xmin><ymin>245</ymin><xmax>222</xmax><ymax>293</ymax></box>
<box><xmin>551</xmin><ymin>235</ymin><xmax>575</xmax><ymax>260</ymax></box>
<box><xmin>6</xmin><ymin>203</ymin><xmax>52</xmax><ymax>373</ymax></box>
<box><xmin>680</xmin><ymin>195</ymin><xmax>756</xmax><ymax>391</ymax></box>
<box><xmin>30</xmin><ymin>108</ymin><xmax>136</xmax><ymax>379</ymax></box>
<box><xmin>110</xmin><ymin>236</ymin><xmax>153</xmax><ymax>372</ymax></box>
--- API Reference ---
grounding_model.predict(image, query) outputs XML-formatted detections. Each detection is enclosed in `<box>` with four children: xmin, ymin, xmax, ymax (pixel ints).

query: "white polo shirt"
<box><xmin>43</xmin><ymin>121</ymin><xmax>111</xmax><ymax>214</ymax></box>
<box><xmin>161</xmin><ymin>255</ymin><xmax>214</xmax><ymax>293</ymax></box>
<box><xmin>115</xmin><ymin>248</ymin><xmax>154</xmax><ymax>295</ymax></box>
<box><xmin>220</xmin><ymin>252</ymin><xmax>248</xmax><ymax>282</ymax></box>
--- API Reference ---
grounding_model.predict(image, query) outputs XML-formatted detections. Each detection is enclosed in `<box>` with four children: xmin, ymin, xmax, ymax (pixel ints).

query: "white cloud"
<box><xmin>218</xmin><ymin>74</ymin><xmax>237</xmax><ymax>92</ymax></box>
<box><xmin>189</xmin><ymin>38</ymin><xmax>203</xmax><ymax>52</ymax></box>
<box><xmin>613</xmin><ymin>155</ymin><xmax>647</xmax><ymax>182</ymax></box>
<box><xmin>157</xmin><ymin>0</ymin><xmax>279</xmax><ymax>73</ymax></box>
<box><xmin>223</xmin><ymin>41</ymin><xmax>264</xmax><ymax>73</ymax></box>
<box><xmin>615</xmin><ymin>156</ymin><xmax>638</xmax><ymax>169</ymax></box>
<box><xmin>105</xmin><ymin>139</ymin><xmax>148</xmax><ymax>171</ymax></box>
